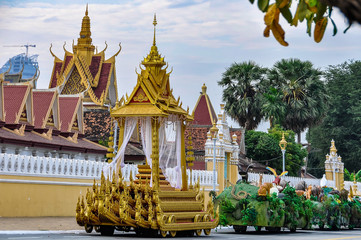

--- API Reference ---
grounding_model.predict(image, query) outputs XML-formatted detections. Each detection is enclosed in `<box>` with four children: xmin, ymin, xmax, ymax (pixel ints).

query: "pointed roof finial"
<box><xmin>153</xmin><ymin>13</ymin><xmax>157</xmax><ymax>46</ymax></box>
<box><xmin>85</xmin><ymin>3</ymin><xmax>88</xmax><ymax>16</ymax></box>
<box><xmin>202</xmin><ymin>83</ymin><xmax>207</xmax><ymax>94</ymax></box>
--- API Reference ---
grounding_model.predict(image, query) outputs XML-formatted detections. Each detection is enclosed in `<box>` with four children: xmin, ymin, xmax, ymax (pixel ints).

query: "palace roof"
<box><xmin>48</xmin><ymin>5</ymin><xmax>120</xmax><ymax>109</ymax></box>
<box><xmin>192</xmin><ymin>83</ymin><xmax>217</xmax><ymax>126</ymax></box>
<box><xmin>111</xmin><ymin>15</ymin><xmax>192</xmax><ymax>120</ymax></box>
<box><xmin>0</xmin><ymin>79</ymin><xmax>106</xmax><ymax>154</ymax></box>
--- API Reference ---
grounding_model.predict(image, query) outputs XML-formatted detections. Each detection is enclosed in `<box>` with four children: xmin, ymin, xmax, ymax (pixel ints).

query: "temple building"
<box><xmin>0</xmin><ymin>80</ymin><xmax>107</xmax><ymax>161</ymax></box>
<box><xmin>185</xmin><ymin>84</ymin><xmax>242</xmax><ymax>170</ymax></box>
<box><xmin>48</xmin><ymin>5</ymin><xmax>120</xmax><ymax>110</ymax></box>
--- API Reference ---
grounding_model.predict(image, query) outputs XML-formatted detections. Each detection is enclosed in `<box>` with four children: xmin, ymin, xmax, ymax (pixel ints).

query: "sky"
<box><xmin>0</xmin><ymin>0</ymin><xmax>360</xmax><ymax>135</ymax></box>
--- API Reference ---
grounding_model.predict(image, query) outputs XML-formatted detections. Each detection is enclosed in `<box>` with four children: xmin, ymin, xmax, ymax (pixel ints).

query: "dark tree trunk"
<box><xmin>297</xmin><ymin>132</ymin><xmax>301</xmax><ymax>144</ymax></box>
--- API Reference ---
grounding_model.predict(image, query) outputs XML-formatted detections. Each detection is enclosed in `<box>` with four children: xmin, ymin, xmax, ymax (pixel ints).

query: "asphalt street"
<box><xmin>1</xmin><ymin>227</ymin><xmax>361</xmax><ymax>240</ymax></box>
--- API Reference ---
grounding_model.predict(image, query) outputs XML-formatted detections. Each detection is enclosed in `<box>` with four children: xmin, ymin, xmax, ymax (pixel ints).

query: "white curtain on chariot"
<box><xmin>159</xmin><ymin>116</ymin><xmax>182</xmax><ymax>189</ymax></box>
<box><xmin>103</xmin><ymin>117</ymin><xmax>138</xmax><ymax>178</ymax></box>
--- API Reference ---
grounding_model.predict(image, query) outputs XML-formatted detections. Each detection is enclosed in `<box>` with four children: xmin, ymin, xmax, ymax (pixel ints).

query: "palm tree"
<box><xmin>261</xmin><ymin>87</ymin><xmax>286</xmax><ymax>128</ymax></box>
<box><xmin>268</xmin><ymin>59</ymin><xmax>329</xmax><ymax>143</ymax></box>
<box><xmin>218</xmin><ymin>61</ymin><xmax>267</xmax><ymax>153</ymax></box>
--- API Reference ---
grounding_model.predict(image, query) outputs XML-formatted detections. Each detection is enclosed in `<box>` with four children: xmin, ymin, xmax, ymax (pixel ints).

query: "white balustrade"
<box><xmin>247</xmin><ymin>172</ymin><xmax>322</xmax><ymax>187</ymax></box>
<box><xmin>164</xmin><ymin>167</ymin><xmax>216</xmax><ymax>187</ymax></box>
<box><xmin>0</xmin><ymin>153</ymin><xmax>217</xmax><ymax>187</ymax></box>
<box><xmin>0</xmin><ymin>153</ymin><xmax>107</xmax><ymax>179</ymax></box>
<box><xmin>344</xmin><ymin>181</ymin><xmax>361</xmax><ymax>191</ymax></box>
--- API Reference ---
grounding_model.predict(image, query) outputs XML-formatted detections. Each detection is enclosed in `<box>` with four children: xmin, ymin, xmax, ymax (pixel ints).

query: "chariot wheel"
<box><xmin>100</xmin><ymin>225</ymin><xmax>115</xmax><ymax>236</ymax></box>
<box><xmin>160</xmin><ymin>230</ymin><xmax>167</xmax><ymax>238</ymax></box>
<box><xmin>168</xmin><ymin>215</ymin><xmax>177</xmax><ymax>237</ymax></box>
<box><xmin>94</xmin><ymin>226</ymin><xmax>101</xmax><ymax>232</ymax></box>
<box><xmin>203</xmin><ymin>215</ymin><xmax>211</xmax><ymax>235</ymax></box>
<box><xmin>194</xmin><ymin>214</ymin><xmax>202</xmax><ymax>236</ymax></box>
<box><xmin>84</xmin><ymin>224</ymin><xmax>93</xmax><ymax>233</ymax></box>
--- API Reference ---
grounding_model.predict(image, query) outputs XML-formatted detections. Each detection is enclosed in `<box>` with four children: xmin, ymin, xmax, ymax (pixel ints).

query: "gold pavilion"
<box><xmin>76</xmin><ymin>15</ymin><xmax>219</xmax><ymax>237</ymax></box>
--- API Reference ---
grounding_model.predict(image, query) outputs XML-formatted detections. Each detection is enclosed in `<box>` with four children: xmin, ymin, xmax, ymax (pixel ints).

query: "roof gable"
<box><xmin>59</xmin><ymin>96</ymin><xmax>81</xmax><ymax>132</ymax></box>
<box><xmin>3</xmin><ymin>84</ymin><xmax>31</xmax><ymax>123</ymax></box>
<box><xmin>33</xmin><ymin>90</ymin><xmax>56</xmax><ymax>128</ymax></box>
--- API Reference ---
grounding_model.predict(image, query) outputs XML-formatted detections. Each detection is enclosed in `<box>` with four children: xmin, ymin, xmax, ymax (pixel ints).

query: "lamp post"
<box><xmin>210</xmin><ymin>123</ymin><xmax>219</xmax><ymax>192</ymax></box>
<box><xmin>279</xmin><ymin>132</ymin><xmax>287</xmax><ymax>173</ymax></box>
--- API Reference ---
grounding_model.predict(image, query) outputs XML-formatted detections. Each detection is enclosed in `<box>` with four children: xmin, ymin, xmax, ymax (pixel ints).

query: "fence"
<box><xmin>247</xmin><ymin>172</ymin><xmax>333</xmax><ymax>187</ymax></box>
<box><xmin>344</xmin><ymin>181</ymin><xmax>361</xmax><ymax>191</ymax></box>
<box><xmin>0</xmin><ymin>153</ymin><xmax>216</xmax><ymax>186</ymax></box>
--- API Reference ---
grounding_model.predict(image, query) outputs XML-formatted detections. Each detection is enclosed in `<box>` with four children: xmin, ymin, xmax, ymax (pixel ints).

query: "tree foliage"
<box><xmin>308</xmin><ymin>60</ymin><xmax>361</xmax><ymax>173</ymax></box>
<box><xmin>266</xmin><ymin>58</ymin><xmax>329</xmax><ymax>143</ymax></box>
<box><xmin>248</xmin><ymin>0</ymin><xmax>351</xmax><ymax>46</ymax></box>
<box><xmin>218</xmin><ymin>61</ymin><xmax>267</xmax><ymax>130</ymax></box>
<box><xmin>344</xmin><ymin>168</ymin><xmax>361</xmax><ymax>182</ymax></box>
<box><xmin>245</xmin><ymin>126</ymin><xmax>307</xmax><ymax>176</ymax></box>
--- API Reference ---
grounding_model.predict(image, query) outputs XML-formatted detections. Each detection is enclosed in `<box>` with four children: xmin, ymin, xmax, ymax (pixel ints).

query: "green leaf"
<box><xmin>315</xmin><ymin>1</ymin><xmax>327</xmax><ymax>21</ymax></box>
<box><xmin>344</xmin><ymin>23</ymin><xmax>352</xmax><ymax>34</ymax></box>
<box><xmin>306</xmin><ymin>14</ymin><xmax>314</xmax><ymax>36</ymax></box>
<box><xmin>258</xmin><ymin>0</ymin><xmax>269</xmax><ymax>12</ymax></box>
<box><xmin>280</xmin><ymin>7</ymin><xmax>293</xmax><ymax>23</ymax></box>
<box><xmin>307</xmin><ymin>0</ymin><xmax>317</xmax><ymax>7</ymax></box>
<box><xmin>328</xmin><ymin>7</ymin><xmax>338</xmax><ymax>36</ymax></box>
<box><xmin>298</xmin><ymin>0</ymin><xmax>309</xmax><ymax>22</ymax></box>
<box><xmin>249</xmin><ymin>0</ymin><xmax>255</xmax><ymax>4</ymax></box>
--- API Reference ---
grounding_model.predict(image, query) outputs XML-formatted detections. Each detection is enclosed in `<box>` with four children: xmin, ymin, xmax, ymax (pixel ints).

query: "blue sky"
<box><xmin>0</xmin><ymin>0</ymin><xmax>360</xmax><ymax>133</ymax></box>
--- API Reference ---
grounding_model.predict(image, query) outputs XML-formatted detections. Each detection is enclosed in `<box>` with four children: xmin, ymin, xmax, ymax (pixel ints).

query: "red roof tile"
<box><xmin>4</xmin><ymin>85</ymin><xmax>28</xmax><ymax>123</ymax></box>
<box><xmin>193</xmin><ymin>95</ymin><xmax>217</xmax><ymax>125</ymax></box>
<box><xmin>59</xmin><ymin>96</ymin><xmax>79</xmax><ymax>132</ymax></box>
<box><xmin>89</xmin><ymin>56</ymin><xmax>101</xmax><ymax>78</ymax></box>
<box><xmin>33</xmin><ymin>91</ymin><xmax>55</xmax><ymax>128</ymax></box>
<box><xmin>50</xmin><ymin>62</ymin><xmax>62</xmax><ymax>88</ymax></box>
<box><xmin>93</xmin><ymin>63</ymin><xmax>111</xmax><ymax>99</ymax></box>
<box><xmin>64</xmin><ymin>56</ymin><xmax>73</xmax><ymax>70</ymax></box>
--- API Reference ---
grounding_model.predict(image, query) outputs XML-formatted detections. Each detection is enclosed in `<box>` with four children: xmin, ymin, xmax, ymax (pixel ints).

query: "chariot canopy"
<box><xmin>109</xmin><ymin>15</ymin><xmax>192</xmax><ymax>190</ymax></box>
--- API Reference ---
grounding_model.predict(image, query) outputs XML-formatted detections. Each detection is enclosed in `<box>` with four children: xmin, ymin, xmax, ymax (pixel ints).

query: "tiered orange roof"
<box><xmin>48</xmin><ymin>5</ymin><xmax>120</xmax><ymax>109</ymax></box>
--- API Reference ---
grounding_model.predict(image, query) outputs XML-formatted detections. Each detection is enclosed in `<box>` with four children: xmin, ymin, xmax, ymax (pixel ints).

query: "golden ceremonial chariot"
<box><xmin>76</xmin><ymin>14</ymin><xmax>219</xmax><ymax>237</ymax></box>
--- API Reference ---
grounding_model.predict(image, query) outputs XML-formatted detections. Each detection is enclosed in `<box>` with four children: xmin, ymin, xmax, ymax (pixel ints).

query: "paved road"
<box><xmin>1</xmin><ymin>227</ymin><xmax>361</xmax><ymax>240</ymax></box>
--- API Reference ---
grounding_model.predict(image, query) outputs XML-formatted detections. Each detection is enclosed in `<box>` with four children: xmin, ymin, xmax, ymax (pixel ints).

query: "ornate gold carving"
<box><xmin>134</xmin><ymin>90</ymin><xmax>148</xmax><ymax>102</ymax></box>
<box><xmin>61</xmin><ymin>68</ymin><xmax>86</xmax><ymax>94</ymax></box>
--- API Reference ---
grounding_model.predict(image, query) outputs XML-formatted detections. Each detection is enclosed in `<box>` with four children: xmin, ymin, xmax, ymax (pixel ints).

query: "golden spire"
<box><xmin>73</xmin><ymin>4</ymin><xmax>95</xmax><ymax>56</ymax></box>
<box><xmin>153</xmin><ymin>14</ymin><xmax>157</xmax><ymax>46</ymax></box>
<box><xmin>142</xmin><ymin>14</ymin><xmax>165</xmax><ymax>66</ymax></box>
<box><xmin>330</xmin><ymin>139</ymin><xmax>337</xmax><ymax>155</ymax></box>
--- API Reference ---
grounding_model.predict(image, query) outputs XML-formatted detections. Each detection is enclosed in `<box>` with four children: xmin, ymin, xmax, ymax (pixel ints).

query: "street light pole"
<box><xmin>210</xmin><ymin>123</ymin><xmax>219</xmax><ymax>192</ymax></box>
<box><xmin>282</xmin><ymin>149</ymin><xmax>286</xmax><ymax>173</ymax></box>
<box><xmin>279</xmin><ymin>132</ymin><xmax>287</xmax><ymax>173</ymax></box>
